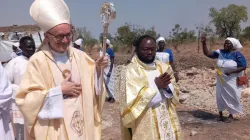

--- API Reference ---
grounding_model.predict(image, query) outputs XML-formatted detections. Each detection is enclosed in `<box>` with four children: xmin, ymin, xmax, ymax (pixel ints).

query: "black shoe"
<box><xmin>228</xmin><ymin>114</ymin><xmax>239</xmax><ymax>121</ymax></box>
<box><xmin>108</xmin><ymin>97</ymin><xmax>115</xmax><ymax>103</ymax></box>
<box><xmin>217</xmin><ymin>117</ymin><xmax>225</xmax><ymax>122</ymax></box>
<box><xmin>224</xmin><ymin>117</ymin><xmax>233</xmax><ymax>123</ymax></box>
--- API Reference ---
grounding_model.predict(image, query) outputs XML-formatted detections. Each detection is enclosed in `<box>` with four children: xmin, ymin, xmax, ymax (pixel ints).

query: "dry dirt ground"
<box><xmin>89</xmin><ymin>42</ymin><xmax>250</xmax><ymax>140</ymax></box>
<box><xmin>101</xmin><ymin>103</ymin><xmax>250</xmax><ymax>140</ymax></box>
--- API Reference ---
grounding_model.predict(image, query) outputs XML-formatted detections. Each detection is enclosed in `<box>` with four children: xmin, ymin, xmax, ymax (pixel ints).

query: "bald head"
<box><xmin>135</xmin><ymin>35</ymin><xmax>156</xmax><ymax>64</ymax></box>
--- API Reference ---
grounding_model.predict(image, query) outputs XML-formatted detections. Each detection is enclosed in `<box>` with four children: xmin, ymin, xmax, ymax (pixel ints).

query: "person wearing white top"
<box><xmin>0</xmin><ymin>63</ymin><xmax>14</xmax><ymax>140</ymax></box>
<box><xmin>11</xmin><ymin>42</ymin><xmax>22</xmax><ymax>59</ymax></box>
<box><xmin>5</xmin><ymin>36</ymin><xmax>36</xmax><ymax>140</ymax></box>
<box><xmin>156</xmin><ymin>37</ymin><xmax>179</xmax><ymax>82</ymax></box>
<box><xmin>100</xmin><ymin>39</ymin><xmax>116</xmax><ymax>103</ymax></box>
<box><xmin>74</xmin><ymin>38</ymin><xmax>84</xmax><ymax>50</ymax></box>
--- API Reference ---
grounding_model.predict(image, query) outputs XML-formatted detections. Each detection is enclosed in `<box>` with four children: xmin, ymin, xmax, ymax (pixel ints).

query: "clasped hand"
<box><xmin>61</xmin><ymin>73</ymin><xmax>82</xmax><ymax>97</ymax></box>
<box><xmin>154</xmin><ymin>72</ymin><xmax>172</xmax><ymax>89</ymax></box>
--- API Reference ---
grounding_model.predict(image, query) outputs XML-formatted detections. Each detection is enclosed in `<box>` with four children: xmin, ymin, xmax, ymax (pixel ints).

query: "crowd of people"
<box><xmin>0</xmin><ymin>0</ymin><xmax>248</xmax><ymax>140</ymax></box>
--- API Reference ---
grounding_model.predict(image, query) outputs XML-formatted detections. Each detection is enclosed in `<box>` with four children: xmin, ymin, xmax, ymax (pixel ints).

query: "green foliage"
<box><xmin>99</xmin><ymin>33</ymin><xmax>113</xmax><ymax>43</ymax></box>
<box><xmin>171</xmin><ymin>24</ymin><xmax>197</xmax><ymax>43</ymax></box>
<box><xmin>84</xmin><ymin>38</ymin><xmax>98</xmax><ymax>47</ymax></box>
<box><xmin>77</xmin><ymin>34</ymin><xmax>84</xmax><ymax>39</ymax></box>
<box><xmin>197</xmin><ymin>24</ymin><xmax>217</xmax><ymax>46</ymax></box>
<box><xmin>113</xmin><ymin>23</ymin><xmax>160</xmax><ymax>52</ymax></box>
<box><xmin>76</xmin><ymin>27</ymin><xmax>98</xmax><ymax>47</ymax></box>
<box><xmin>170</xmin><ymin>24</ymin><xmax>197</xmax><ymax>52</ymax></box>
<box><xmin>115</xmin><ymin>23</ymin><xmax>134</xmax><ymax>47</ymax></box>
<box><xmin>209</xmin><ymin>4</ymin><xmax>248</xmax><ymax>37</ymax></box>
<box><xmin>242</xmin><ymin>26</ymin><xmax>250</xmax><ymax>41</ymax></box>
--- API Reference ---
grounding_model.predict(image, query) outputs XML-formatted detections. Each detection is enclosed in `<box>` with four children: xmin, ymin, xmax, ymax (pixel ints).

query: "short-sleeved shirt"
<box><xmin>165</xmin><ymin>49</ymin><xmax>174</xmax><ymax>62</ymax></box>
<box><xmin>106</xmin><ymin>48</ymin><xmax>115</xmax><ymax>58</ymax></box>
<box><xmin>210</xmin><ymin>50</ymin><xmax>247</xmax><ymax>67</ymax></box>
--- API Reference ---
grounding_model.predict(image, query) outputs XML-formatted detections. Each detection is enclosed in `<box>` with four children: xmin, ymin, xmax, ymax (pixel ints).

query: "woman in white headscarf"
<box><xmin>156</xmin><ymin>37</ymin><xmax>179</xmax><ymax>82</ymax></box>
<box><xmin>202</xmin><ymin>36</ymin><xmax>247</xmax><ymax>122</ymax></box>
<box><xmin>74</xmin><ymin>38</ymin><xmax>84</xmax><ymax>50</ymax></box>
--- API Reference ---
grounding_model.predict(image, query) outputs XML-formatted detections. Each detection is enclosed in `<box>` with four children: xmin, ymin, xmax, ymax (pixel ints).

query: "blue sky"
<box><xmin>0</xmin><ymin>0</ymin><xmax>249</xmax><ymax>38</ymax></box>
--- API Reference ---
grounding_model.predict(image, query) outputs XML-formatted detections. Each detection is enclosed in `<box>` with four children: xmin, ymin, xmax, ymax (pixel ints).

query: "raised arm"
<box><xmin>201</xmin><ymin>36</ymin><xmax>215</xmax><ymax>58</ymax></box>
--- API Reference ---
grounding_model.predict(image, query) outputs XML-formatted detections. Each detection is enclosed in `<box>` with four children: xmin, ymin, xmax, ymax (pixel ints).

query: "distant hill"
<box><xmin>0</xmin><ymin>25</ymin><xmax>41</xmax><ymax>40</ymax></box>
<box><xmin>0</xmin><ymin>25</ymin><xmax>40</xmax><ymax>32</ymax></box>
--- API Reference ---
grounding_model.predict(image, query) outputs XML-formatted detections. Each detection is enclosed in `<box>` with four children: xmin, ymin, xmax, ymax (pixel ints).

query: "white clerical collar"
<box><xmin>50</xmin><ymin>49</ymin><xmax>68</xmax><ymax>57</ymax></box>
<box><xmin>146</xmin><ymin>62</ymin><xmax>156</xmax><ymax>68</ymax></box>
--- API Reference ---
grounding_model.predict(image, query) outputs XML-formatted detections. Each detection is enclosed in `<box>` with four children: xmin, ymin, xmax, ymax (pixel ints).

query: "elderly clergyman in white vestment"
<box><xmin>16</xmin><ymin>0</ymin><xmax>108</xmax><ymax>140</ymax></box>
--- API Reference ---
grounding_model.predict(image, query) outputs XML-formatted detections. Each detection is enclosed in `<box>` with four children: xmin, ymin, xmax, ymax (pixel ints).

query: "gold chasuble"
<box><xmin>16</xmin><ymin>45</ymin><xmax>106</xmax><ymax>140</ymax></box>
<box><xmin>119</xmin><ymin>56</ymin><xmax>182</xmax><ymax>140</ymax></box>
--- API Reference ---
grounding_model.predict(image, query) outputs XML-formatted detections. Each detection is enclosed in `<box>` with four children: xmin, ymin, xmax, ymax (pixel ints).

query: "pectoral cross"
<box><xmin>62</xmin><ymin>69</ymin><xmax>71</xmax><ymax>79</ymax></box>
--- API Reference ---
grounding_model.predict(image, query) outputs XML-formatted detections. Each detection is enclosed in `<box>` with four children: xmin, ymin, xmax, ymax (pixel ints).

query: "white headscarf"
<box><xmin>156</xmin><ymin>37</ymin><xmax>165</xmax><ymax>45</ymax></box>
<box><xmin>30</xmin><ymin>0</ymin><xmax>71</xmax><ymax>32</ymax></box>
<box><xmin>226</xmin><ymin>37</ymin><xmax>243</xmax><ymax>50</ymax></box>
<box><xmin>106</xmin><ymin>39</ymin><xmax>111</xmax><ymax>45</ymax></box>
<box><xmin>74</xmin><ymin>39</ymin><xmax>83</xmax><ymax>47</ymax></box>
<box><xmin>13</xmin><ymin>42</ymin><xmax>19</xmax><ymax>47</ymax></box>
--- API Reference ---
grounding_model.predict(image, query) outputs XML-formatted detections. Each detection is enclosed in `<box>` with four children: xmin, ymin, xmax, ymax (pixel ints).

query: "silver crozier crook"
<box><xmin>99</xmin><ymin>2</ymin><xmax>116</xmax><ymax>110</ymax></box>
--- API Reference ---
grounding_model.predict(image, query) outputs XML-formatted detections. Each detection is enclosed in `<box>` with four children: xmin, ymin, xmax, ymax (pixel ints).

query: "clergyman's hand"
<box><xmin>95</xmin><ymin>56</ymin><xmax>109</xmax><ymax>77</ymax></box>
<box><xmin>155</xmin><ymin>72</ymin><xmax>172</xmax><ymax>89</ymax></box>
<box><xmin>61</xmin><ymin>73</ymin><xmax>82</xmax><ymax>97</ymax></box>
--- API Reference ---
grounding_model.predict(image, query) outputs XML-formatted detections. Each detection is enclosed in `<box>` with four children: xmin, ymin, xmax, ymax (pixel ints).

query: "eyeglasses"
<box><xmin>47</xmin><ymin>32</ymin><xmax>73</xmax><ymax>42</ymax></box>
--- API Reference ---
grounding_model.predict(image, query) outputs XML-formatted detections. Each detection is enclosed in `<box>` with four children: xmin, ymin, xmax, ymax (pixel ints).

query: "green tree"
<box><xmin>76</xmin><ymin>27</ymin><xmax>98</xmax><ymax>47</ymax></box>
<box><xmin>76</xmin><ymin>27</ymin><xmax>92</xmax><ymax>40</ymax></box>
<box><xmin>209</xmin><ymin>4</ymin><xmax>248</xmax><ymax>37</ymax></box>
<box><xmin>242</xmin><ymin>26</ymin><xmax>250</xmax><ymax>41</ymax></box>
<box><xmin>197</xmin><ymin>24</ymin><xmax>217</xmax><ymax>46</ymax></box>
<box><xmin>171</xmin><ymin>24</ymin><xmax>196</xmax><ymax>52</ymax></box>
<box><xmin>99</xmin><ymin>33</ymin><xmax>113</xmax><ymax>43</ymax></box>
<box><xmin>114</xmin><ymin>23</ymin><xmax>159</xmax><ymax>52</ymax></box>
<box><xmin>115</xmin><ymin>23</ymin><xmax>135</xmax><ymax>47</ymax></box>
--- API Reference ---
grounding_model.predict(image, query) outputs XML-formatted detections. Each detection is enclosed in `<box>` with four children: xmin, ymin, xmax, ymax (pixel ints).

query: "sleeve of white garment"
<box><xmin>147</xmin><ymin>80</ymin><xmax>163</xmax><ymax>107</ymax></box>
<box><xmin>161</xmin><ymin>83</ymin><xmax>174</xmax><ymax>99</ymax></box>
<box><xmin>4</xmin><ymin>61</ymin><xmax>15</xmax><ymax>84</ymax></box>
<box><xmin>38</xmin><ymin>86</ymin><xmax>63</xmax><ymax>120</ymax></box>
<box><xmin>11</xmin><ymin>84</ymin><xmax>19</xmax><ymax>99</ymax></box>
<box><xmin>0</xmin><ymin>64</ymin><xmax>13</xmax><ymax>115</ymax></box>
<box><xmin>148</xmin><ymin>83</ymin><xmax>174</xmax><ymax>107</ymax></box>
<box><xmin>11</xmin><ymin>52</ymin><xmax>17</xmax><ymax>59</ymax></box>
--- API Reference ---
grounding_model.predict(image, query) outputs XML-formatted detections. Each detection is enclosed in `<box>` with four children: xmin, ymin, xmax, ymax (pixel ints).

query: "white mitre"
<box><xmin>30</xmin><ymin>0</ymin><xmax>71</xmax><ymax>32</ymax></box>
